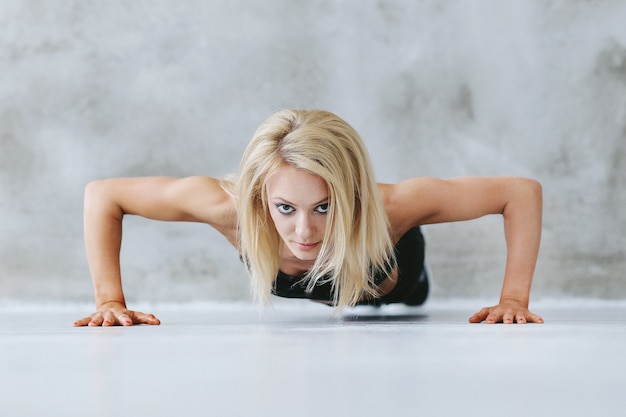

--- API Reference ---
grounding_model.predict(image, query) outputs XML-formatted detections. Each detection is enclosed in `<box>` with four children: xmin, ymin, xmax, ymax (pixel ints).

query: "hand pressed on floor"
<box><xmin>73</xmin><ymin>301</ymin><xmax>160</xmax><ymax>327</ymax></box>
<box><xmin>469</xmin><ymin>300</ymin><xmax>544</xmax><ymax>324</ymax></box>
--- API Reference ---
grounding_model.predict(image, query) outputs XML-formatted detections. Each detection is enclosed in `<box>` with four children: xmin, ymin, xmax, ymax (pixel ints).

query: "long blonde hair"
<box><xmin>236</xmin><ymin>109</ymin><xmax>394</xmax><ymax>309</ymax></box>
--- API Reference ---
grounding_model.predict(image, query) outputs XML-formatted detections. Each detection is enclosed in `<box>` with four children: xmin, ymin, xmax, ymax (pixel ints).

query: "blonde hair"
<box><xmin>236</xmin><ymin>109</ymin><xmax>394</xmax><ymax>309</ymax></box>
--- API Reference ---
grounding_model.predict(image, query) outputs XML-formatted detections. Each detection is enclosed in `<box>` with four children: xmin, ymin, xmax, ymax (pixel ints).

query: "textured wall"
<box><xmin>1</xmin><ymin>0</ymin><xmax>625</xmax><ymax>305</ymax></box>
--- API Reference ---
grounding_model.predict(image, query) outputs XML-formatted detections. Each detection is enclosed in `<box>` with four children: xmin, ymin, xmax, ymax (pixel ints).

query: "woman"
<box><xmin>74</xmin><ymin>109</ymin><xmax>544</xmax><ymax>326</ymax></box>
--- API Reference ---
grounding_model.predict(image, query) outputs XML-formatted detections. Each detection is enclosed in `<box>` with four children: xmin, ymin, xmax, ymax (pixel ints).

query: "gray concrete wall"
<box><xmin>1</xmin><ymin>0</ymin><xmax>625</xmax><ymax>305</ymax></box>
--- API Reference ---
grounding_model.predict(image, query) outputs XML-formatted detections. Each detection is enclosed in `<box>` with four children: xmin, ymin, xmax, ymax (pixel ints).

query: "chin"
<box><xmin>295</xmin><ymin>252</ymin><xmax>318</xmax><ymax>261</ymax></box>
<box><xmin>291</xmin><ymin>248</ymin><xmax>320</xmax><ymax>261</ymax></box>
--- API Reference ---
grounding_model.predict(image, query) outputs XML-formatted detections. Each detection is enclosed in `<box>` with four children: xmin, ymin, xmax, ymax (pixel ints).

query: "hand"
<box><xmin>73</xmin><ymin>301</ymin><xmax>161</xmax><ymax>327</ymax></box>
<box><xmin>469</xmin><ymin>300</ymin><xmax>544</xmax><ymax>324</ymax></box>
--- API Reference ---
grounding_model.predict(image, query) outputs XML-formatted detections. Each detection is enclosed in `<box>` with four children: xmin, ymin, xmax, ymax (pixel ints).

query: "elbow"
<box><xmin>84</xmin><ymin>179</ymin><xmax>107</xmax><ymax>206</ymax></box>
<box><xmin>522</xmin><ymin>178</ymin><xmax>542</xmax><ymax>203</ymax></box>
<box><xmin>513</xmin><ymin>177</ymin><xmax>543</xmax><ymax>211</ymax></box>
<box><xmin>501</xmin><ymin>177</ymin><xmax>542</xmax><ymax>216</ymax></box>
<box><xmin>84</xmin><ymin>179</ymin><xmax>122</xmax><ymax>218</ymax></box>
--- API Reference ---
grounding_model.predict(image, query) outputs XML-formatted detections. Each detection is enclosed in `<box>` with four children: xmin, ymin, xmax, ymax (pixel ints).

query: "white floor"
<box><xmin>1</xmin><ymin>300</ymin><xmax>626</xmax><ymax>417</ymax></box>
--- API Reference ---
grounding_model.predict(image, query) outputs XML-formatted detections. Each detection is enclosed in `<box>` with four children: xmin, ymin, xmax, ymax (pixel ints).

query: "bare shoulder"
<box><xmin>378</xmin><ymin>179</ymin><xmax>437</xmax><ymax>235</ymax></box>
<box><xmin>158</xmin><ymin>176</ymin><xmax>239</xmax><ymax>246</ymax></box>
<box><xmin>164</xmin><ymin>176</ymin><xmax>237</xmax><ymax>231</ymax></box>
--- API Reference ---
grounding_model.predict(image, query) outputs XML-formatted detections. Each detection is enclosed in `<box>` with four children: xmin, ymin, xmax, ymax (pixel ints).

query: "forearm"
<box><xmin>84</xmin><ymin>181</ymin><xmax>127</xmax><ymax>308</ymax></box>
<box><xmin>499</xmin><ymin>179</ymin><xmax>543</xmax><ymax>306</ymax></box>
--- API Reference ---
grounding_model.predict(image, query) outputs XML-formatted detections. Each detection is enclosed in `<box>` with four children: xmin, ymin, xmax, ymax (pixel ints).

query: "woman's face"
<box><xmin>266</xmin><ymin>163</ymin><xmax>329</xmax><ymax>261</ymax></box>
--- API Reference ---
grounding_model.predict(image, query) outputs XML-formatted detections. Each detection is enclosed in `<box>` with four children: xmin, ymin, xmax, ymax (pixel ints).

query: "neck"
<box><xmin>279</xmin><ymin>246</ymin><xmax>316</xmax><ymax>276</ymax></box>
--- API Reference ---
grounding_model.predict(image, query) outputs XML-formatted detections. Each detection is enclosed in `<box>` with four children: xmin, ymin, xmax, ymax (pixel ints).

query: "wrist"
<box><xmin>95</xmin><ymin>296</ymin><xmax>126</xmax><ymax>309</ymax></box>
<box><xmin>94</xmin><ymin>284</ymin><xmax>126</xmax><ymax>308</ymax></box>
<box><xmin>498</xmin><ymin>295</ymin><xmax>529</xmax><ymax>307</ymax></box>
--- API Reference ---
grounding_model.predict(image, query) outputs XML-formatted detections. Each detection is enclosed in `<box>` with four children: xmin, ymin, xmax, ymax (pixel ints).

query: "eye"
<box><xmin>315</xmin><ymin>203</ymin><xmax>329</xmax><ymax>214</ymax></box>
<box><xmin>276</xmin><ymin>204</ymin><xmax>294</xmax><ymax>214</ymax></box>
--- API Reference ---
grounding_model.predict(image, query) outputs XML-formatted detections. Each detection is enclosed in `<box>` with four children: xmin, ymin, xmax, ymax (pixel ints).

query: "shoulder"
<box><xmin>166</xmin><ymin>176</ymin><xmax>239</xmax><ymax>245</ymax></box>
<box><xmin>378</xmin><ymin>178</ymin><xmax>437</xmax><ymax>237</ymax></box>
<box><xmin>166</xmin><ymin>175</ymin><xmax>230</xmax><ymax>198</ymax></box>
<box><xmin>169</xmin><ymin>176</ymin><xmax>236</xmax><ymax>220</ymax></box>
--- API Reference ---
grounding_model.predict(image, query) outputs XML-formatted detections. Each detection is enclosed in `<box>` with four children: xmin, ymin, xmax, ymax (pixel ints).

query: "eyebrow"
<box><xmin>271</xmin><ymin>196</ymin><xmax>329</xmax><ymax>207</ymax></box>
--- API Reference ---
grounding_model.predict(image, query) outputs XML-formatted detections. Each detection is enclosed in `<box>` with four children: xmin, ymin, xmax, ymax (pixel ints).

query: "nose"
<box><xmin>295</xmin><ymin>213</ymin><xmax>315</xmax><ymax>240</ymax></box>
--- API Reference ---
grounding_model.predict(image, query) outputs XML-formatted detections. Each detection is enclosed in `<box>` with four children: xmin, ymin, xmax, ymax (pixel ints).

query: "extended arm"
<box><xmin>384</xmin><ymin>176</ymin><xmax>544</xmax><ymax>324</ymax></box>
<box><xmin>73</xmin><ymin>176</ymin><xmax>236</xmax><ymax>326</ymax></box>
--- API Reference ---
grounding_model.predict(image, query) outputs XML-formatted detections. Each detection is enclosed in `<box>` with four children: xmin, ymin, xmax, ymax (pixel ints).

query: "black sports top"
<box><xmin>271</xmin><ymin>227</ymin><xmax>427</xmax><ymax>305</ymax></box>
<box><xmin>241</xmin><ymin>227</ymin><xmax>428</xmax><ymax>306</ymax></box>
<box><xmin>272</xmin><ymin>256</ymin><xmax>396</xmax><ymax>301</ymax></box>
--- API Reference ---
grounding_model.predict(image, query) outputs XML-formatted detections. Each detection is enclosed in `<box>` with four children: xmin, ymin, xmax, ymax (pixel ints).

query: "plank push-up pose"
<box><xmin>74</xmin><ymin>109</ymin><xmax>544</xmax><ymax>326</ymax></box>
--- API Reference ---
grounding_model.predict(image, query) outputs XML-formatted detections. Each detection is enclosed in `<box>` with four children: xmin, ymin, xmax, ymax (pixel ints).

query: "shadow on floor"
<box><xmin>341</xmin><ymin>313</ymin><xmax>429</xmax><ymax>322</ymax></box>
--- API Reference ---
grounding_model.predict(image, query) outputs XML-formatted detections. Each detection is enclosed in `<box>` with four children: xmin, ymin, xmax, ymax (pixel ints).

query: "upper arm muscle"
<box><xmin>89</xmin><ymin>176</ymin><xmax>235</xmax><ymax>228</ymax></box>
<box><xmin>384</xmin><ymin>177</ymin><xmax>536</xmax><ymax>230</ymax></box>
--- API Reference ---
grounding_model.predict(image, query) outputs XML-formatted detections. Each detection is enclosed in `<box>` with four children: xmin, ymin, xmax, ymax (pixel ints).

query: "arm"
<box><xmin>73</xmin><ymin>176</ymin><xmax>236</xmax><ymax>327</ymax></box>
<box><xmin>384</xmin><ymin>176</ymin><xmax>544</xmax><ymax>324</ymax></box>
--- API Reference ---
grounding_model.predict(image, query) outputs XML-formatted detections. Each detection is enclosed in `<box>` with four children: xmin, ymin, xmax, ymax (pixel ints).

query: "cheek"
<box><xmin>315</xmin><ymin>217</ymin><xmax>328</xmax><ymax>235</ymax></box>
<box><xmin>269</xmin><ymin>211</ymin><xmax>289</xmax><ymax>236</ymax></box>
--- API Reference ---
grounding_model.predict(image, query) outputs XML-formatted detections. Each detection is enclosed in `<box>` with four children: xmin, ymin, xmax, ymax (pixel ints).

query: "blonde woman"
<box><xmin>74</xmin><ymin>109</ymin><xmax>544</xmax><ymax>326</ymax></box>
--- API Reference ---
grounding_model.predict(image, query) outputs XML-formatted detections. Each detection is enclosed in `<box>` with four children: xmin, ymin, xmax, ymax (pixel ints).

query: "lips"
<box><xmin>293</xmin><ymin>241</ymin><xmax>320</xmax><ymax>251</ymax></box>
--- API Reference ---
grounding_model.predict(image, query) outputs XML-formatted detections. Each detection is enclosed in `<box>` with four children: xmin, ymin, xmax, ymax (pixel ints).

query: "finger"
<box><xmin>88</xmin><ymin>314</ymin><xmax>104</xmax><ymax>327</ymax></box>
<box><xmin>468</xmin><ymin>307</ymin><xmax>490</xmax><ymax>323</ymax></box>
<box><xmin>102</xmin><ymin>311</ymin><xmax>116</xmax><ymax>326</ymax></box>
<box><xmin>485</xmin><ymin>309</ymin><xmax>505</xmax><ymax>324</ymax></box>
<box><xmin>468</xmin><ymin>313</ymin><xmax>485</xmax><ymax>323</ymax></box>
<box><xmin>132</xmin><ymin>312</ymin><xmax>161</xmax><ymax>325</ymax></box>
<box><xmin>528</xmin><ymin>312</ymin><xmax>544</xmax><ymax>323</ymax></box>
<box><xmin>502</xmin><ymin>312</ymin><xmax>514</xmax><ymax>324</ymax></box>
<box><xmin>515</xmin><ymin>314</ymin><xmax>527</xmax><ymax>324</ymax></box>
<box><xmin>485</xmin><ymin>309</ymin><xmax>501</xmax><ymax>324</ymax></box>
<box><xmin>73</xmin><ymin>317</ymin><xmax>92</xmax><ymax>327</ymax></box>
<box><xmin>485</xmin><ymin>314</ymin><xmax>497</xmax><ymax>324</ymax></box>
<box><xmin>117</xmin><ymin>313</ymin><xmax>133</xmax><ymax>326</ymax></box>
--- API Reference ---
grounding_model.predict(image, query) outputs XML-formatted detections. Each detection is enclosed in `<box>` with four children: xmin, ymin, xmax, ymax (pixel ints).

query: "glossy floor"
<box><xmin>1</xmin><ymin>300</ymin><xmax>625</xmax><ymax>417</ymax></box>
